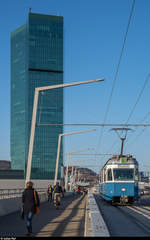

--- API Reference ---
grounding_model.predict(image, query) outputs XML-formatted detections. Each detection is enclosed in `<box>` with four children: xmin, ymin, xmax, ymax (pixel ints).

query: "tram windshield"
<box><xmin>113</xmin><ymin>168</ymin><xmax>134</xmax><ymax>181</ymax></box>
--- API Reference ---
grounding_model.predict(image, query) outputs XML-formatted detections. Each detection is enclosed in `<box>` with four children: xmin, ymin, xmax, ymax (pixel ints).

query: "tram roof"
<box><xmin>102</xmin><ymin>154</ymin><xmax>138</xmax><ymax>169</ymax></box>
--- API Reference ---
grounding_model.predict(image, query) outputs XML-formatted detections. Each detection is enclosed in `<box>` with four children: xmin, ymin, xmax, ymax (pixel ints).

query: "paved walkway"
<box><xmin>0</xmin><ymin>193</ymin><xmax>87</xmax><ymax>237</ymax></box>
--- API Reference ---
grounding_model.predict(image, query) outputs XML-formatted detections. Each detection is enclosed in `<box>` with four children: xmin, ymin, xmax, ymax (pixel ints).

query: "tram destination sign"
<box><xmin>117</xmin><ymin>165</ymin><xmax>133</xmax><ymax>168</ymax></box>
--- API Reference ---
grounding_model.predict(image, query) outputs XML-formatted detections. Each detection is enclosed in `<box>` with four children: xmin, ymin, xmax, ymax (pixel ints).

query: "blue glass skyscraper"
<box><xmin>11</xmin><ymin>12</ymin><xmax>63</xmax><ymax>179</ymax></box>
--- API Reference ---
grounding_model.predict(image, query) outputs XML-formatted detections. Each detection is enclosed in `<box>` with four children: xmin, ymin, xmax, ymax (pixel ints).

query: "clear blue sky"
<box><xmin>0</xmin><ymin>0</ymin><xmax>150</xmax><ymax>173</ymax></box>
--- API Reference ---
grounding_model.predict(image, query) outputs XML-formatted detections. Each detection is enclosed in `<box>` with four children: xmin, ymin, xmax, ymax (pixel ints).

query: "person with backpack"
<box><xmin>22</xmin><ymin>181</ymin><xmax>40</xmax><ymax>236</ymax></box>
<box><xmin>53</xmin><ymin>182</ymin><xmax>63</xmax><ymax>209</ymax></box>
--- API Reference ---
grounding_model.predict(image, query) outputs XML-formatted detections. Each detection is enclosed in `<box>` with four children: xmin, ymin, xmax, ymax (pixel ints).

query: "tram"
<box><xmin>99</xmin><ymin>154</ymin><xmax>139</xmax><ymax>204</ymax></box>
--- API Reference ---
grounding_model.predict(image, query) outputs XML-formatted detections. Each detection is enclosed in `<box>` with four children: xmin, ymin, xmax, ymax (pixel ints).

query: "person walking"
<box><xmin>22</xmin><ymin>181</ymin><xmax>40</xmax><ymax>236</ymax></box>
<box><xmin>53</xmin><ymin>182</ymin><xmax>63</xmax><ymax>209</ymax></box>
<box><xmin>47</xmin><ymin>184</ymin><xmax>53</xmax><ymax>202</ymax></box>
<box><xmin>76</xmin><ymin>187</ymin><xmax>80</xmax><ymax>194</ymax></box>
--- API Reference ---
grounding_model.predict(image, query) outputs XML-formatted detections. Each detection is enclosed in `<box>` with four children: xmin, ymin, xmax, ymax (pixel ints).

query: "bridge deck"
<box><xmin>0</xmin><ymin>193</ymin><xmax>87</xmax><ymax>237</ymax></box>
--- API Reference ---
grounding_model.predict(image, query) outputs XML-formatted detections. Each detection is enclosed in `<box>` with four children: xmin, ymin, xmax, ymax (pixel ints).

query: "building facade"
<box><xmin>11</xmin><ymin>13</ymin><xmax>63</xmax><ymax>180</ymax></box>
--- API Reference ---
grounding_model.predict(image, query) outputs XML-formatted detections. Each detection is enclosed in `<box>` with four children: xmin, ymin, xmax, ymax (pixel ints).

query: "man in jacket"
<box><xmin>22</xmin><ymin>181</ymin><xmax>40</xmax><ymax>236</ymax></box>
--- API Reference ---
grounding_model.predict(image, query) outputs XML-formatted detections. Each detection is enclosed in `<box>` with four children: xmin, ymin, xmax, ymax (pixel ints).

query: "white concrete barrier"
<box><xmin>86</xmin><ymin>192</ymin><xmax>110</xmax><ymax>237</ymax></box>
<box><xmin>0</xmin><ymin>193</ymin><xmax>47</xmax><ymax>217</ymax></box>
<box><xmin>0</xmin><ymin>191</ymin><xmax>72</xmax><ymax>217</ymax></box>
<box><xmin>0</xmin><ymin>179</ymin><xmax>54</xmax><ymax>189</ymax></box>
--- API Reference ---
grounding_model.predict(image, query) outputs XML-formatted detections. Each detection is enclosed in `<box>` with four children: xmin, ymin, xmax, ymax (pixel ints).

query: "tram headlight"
<box><xmin>121</xmin><ymin>188</ymin><xmax>126</xmax><ymax>192</ymax></box>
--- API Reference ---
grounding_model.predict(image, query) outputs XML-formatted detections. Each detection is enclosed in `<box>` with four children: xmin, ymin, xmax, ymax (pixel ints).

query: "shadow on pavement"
<box><xmin>0</xmin><ymin>193</ymin><xmax>86</xmax><ymax>237</ymax></box>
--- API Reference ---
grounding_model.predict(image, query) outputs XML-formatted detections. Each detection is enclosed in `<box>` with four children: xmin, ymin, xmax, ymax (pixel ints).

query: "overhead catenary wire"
<box><xmin>104</xmin><ymin>112</ymin><xmax>150</xmax><ymax>162</ymax></box>
<box><xmin>125</xmin><ymin>73</ymin><xmax>150</xmax><ymax>124</ymax></box>
<box><xmin>125</xmin><ymin>112</ymin><xmax>150</xmax><ymax>149</ymax></box>
<box><xmin>122</xmin><ymin>74</ymin><xmax>150</xmax><ymax>151</ymax></box>
<box><xmin>108</xmin><ymin>72</ymin><xmax>150</xmax><ymax>155</ymax></box>
<box><xmin>37</xmin><ymin>123</ymin><xmax>150</xmax><ymax>127</ymax></box>
<box><xmin>139</xmin><ymin>112</ymin><xmax>150</xmax><ymax>123</ymax></box>
<box><xmin>96</xmin><ymin>0</ymin><xmax>136</xmax><ymax>155</ymax></box>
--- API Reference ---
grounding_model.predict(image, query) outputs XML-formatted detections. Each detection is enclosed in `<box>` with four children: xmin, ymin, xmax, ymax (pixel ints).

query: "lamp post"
<box><xmin>65</xmin><ymin>148</ymin><xmax>94</xmax><ymax>191</ymax></box>
<box><xmin>54</xmin><ymin>129</ymin><xmax>96</xmax><ymax>186</ymax></box>
<box><xmin>25</xmin><ymin>77</ymin><xmax>104</xmax><ymax>184</ymax></box>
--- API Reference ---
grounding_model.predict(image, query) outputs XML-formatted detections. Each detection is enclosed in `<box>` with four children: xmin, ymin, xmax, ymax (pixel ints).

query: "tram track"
<box><xmin>94</xmin><ymin>194</ymin><xmax>150</xmax><ymax>236</ymax></box>
<box><xmin>126</xmin><ymin>205</ymin><xmax>150</xmax><ymax>219</ymax></box>
<box><xmin>116</xmin><ymin>205</ymin><xmax>150</xmax><ymax>235</ymax></box>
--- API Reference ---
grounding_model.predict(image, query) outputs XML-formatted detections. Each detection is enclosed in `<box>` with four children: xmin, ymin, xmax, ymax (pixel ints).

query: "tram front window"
<box><xmin>113</xmin><ymin>168</ymin><xmax>134</xmax><ymax>181</ymax></box>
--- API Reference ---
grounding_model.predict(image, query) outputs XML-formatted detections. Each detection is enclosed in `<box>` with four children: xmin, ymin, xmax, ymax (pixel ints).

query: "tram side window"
<box><xmin>102</xmin><ymin>170</ymin><xmax>105</xmax><ymax>182</ymax></box>
<box><xmin>135</xmin><ymin>168</ymin><xmax>138</xmax><ymax>181</ymax></box>
<box><xmin>101</xmin><ymin>173</ymin><xmax>103</xmax><ymax>183</ymax></box>
<box><xmin>99</xmin><ymin>174</ymin><xmax>102</xmax><ymax>183</ymax></box>
<box><xmin>104</xmin><ymin>169</ymin><xmax>106</xmax><ymax>182</ymax></box>
<box><xmin>107</xmin><ymin>169</ymin><xmax>112</xmax><ymax>181</ymax></box>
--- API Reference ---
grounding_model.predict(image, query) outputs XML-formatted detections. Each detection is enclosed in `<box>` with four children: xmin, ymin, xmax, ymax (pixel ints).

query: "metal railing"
<box><xmin>0</xmin><ymin>188</ymin><xmax>47</xmax><ymax>199</ymax></box>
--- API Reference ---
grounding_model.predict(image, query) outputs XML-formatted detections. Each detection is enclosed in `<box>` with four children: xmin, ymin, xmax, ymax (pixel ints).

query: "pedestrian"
<box><xmin>53</xmin><ymin>182</ymin><xmax>63</xmax><ymax>209</ymax></box>
<box><xmin>47</xmin><ymin>184</ymin><xmax>53</xmax><ymax>202</ymax></box>
<box><xmin>72</xmin><ymin>188</ymin><xmax>75</xmax><ymax>197</ymax></box>
<box><xmin>76</xmin><ymin>187</ymin><xmax>80</xmax><ymax>194</ymax></box>
<box><xmin>22</xmin><ymin>181</ymin><xmax>40</xmax><ymax>236</ymax></box>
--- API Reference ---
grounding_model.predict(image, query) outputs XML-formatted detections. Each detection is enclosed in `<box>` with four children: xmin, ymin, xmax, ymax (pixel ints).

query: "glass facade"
<box><xmin>11</xmin><ymin>13</ymin><xmax>63</xmax><ymax>180</ymax></box>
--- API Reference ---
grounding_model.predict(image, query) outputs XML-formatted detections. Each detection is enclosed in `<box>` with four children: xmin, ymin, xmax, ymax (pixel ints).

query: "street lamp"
<box><xmin>54</xmin><ymin>129</ymin><xmax>96</xmax><ymax>186</ymax></box>
<box><xmin>25</xmin><ymin>77</ymin><xmax>104</xmax><ymax>184</ymax></box>
<box><xmin>65</xmin><ymin>148</ymin><xmax>95</xmax><ymax>191</ymax></box>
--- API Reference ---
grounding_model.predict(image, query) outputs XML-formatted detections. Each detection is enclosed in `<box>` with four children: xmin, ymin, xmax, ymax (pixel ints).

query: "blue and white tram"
<box><xmin>99</xmin><ymin>154</ymin><xmax>139</xmax><ymax>204</ymax></box>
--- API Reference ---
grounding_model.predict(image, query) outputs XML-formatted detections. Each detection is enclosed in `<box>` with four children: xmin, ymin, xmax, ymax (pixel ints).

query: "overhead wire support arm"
<box><xmin>26</xmin><ymin>77</ymin><xmax>104</xmax><ymax>184</ymax></box>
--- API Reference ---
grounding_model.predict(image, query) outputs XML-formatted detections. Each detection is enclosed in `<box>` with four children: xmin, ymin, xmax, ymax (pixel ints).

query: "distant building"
<box><xmin>0</xmin><ymin>161</ymin><xmax>24</xmax><ymax>179</ymax></box>
<box><xmin>0</xmin><ymin>160</ymin><xmax>11</xmax><ymax>170</ymax></box>
<box><xmin>139</xmin><ymin>171</ymin><xmax>150</xmax><ymax>183</ymax></box>
<box><xmin>11</xmin><ymin>12</ymin><xmax>64</xmax><ymax>180</ymax></box>
<box><xmin>64</xmin><ymin>166</ymin><xmax>98</xmax><ymax>183</ymax></box>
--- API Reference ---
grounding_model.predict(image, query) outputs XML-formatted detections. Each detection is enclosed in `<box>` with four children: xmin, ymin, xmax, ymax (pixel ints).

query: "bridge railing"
<box><xmin>0</xmin><ymin>188</ymin><xmax>47</xmax><ymax>199</ymax></box>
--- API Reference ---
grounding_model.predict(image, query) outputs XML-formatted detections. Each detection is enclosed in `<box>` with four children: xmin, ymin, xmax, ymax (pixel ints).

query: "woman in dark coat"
<box><xmin>22</xmin><ymin>181</ymin><xmax>40</xmax><ymax>236</ymax></box>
